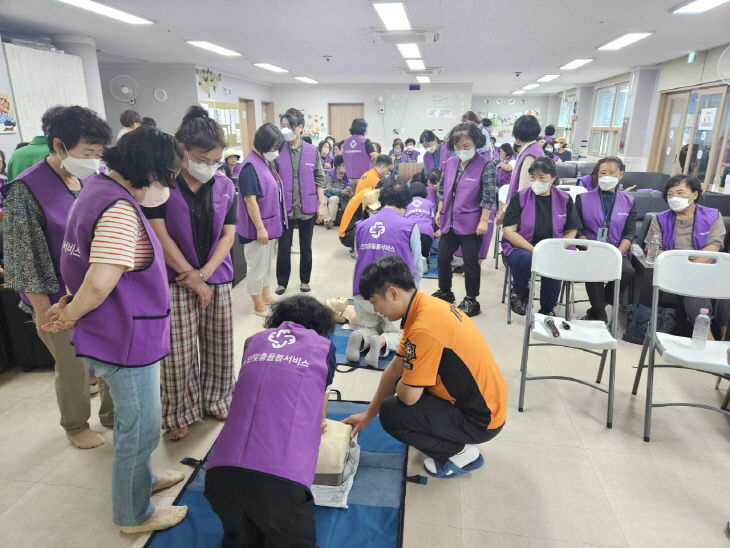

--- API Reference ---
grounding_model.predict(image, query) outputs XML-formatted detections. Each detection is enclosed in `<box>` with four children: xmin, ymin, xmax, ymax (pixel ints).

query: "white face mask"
<box><xmin>264</xmin><ymin>150</ymin><xmax>279</xmax><ymax>162</ymax></box>
<box><xmin>531</xmin><ymin>181</ymin><xmax>552</xmax><ymax>195</ymax></box>
<box><xmin>280</xmin><ymin>127</ymin><xmax>297</xmax><ymax>142</ymax></box>
<box><xmin>668</xmin><ymin>196</ymin><xmax>690</xmax><ymax>212</ymax></box>
<box><xmin>406</xmin><ymin>145</ymin><xmax>414</xmax><ymax>152</ymax></box>
<box><xmin>61</xmin><ymin>145</ymin><xmax>100</xmax><ymax>179</ymax></box>
<box><xmin>187</xmin><ymin>157</ymin><xmax>218</xmax><ymax>184</ymax></box>
<box><xmin>426</xmin><ymin>145</ymin><xmax>437</xmax><ymax>154</ymax></box>
<box><xmin>140</xmin><ymin>181</ymin><xmax>170</xmax><ymax>208</ymax></box>
<box><xmin>545</xmin><ymin>147</ymin><xmax>554</xmax><ymax>154</ymax></box>
<box><xmin>394</xmin><ymin>148</ymin><xmax>402</xmax><ymax>154</ymax></box>
<box><xmin>598</xmin><ymin>176</ymin><xmax>619</xmax><ymax>191</ymax></box>
<box><xmin>456</xmin><ymin>148</ymin><xmax>475</xmax><ymax>162</ymax></box>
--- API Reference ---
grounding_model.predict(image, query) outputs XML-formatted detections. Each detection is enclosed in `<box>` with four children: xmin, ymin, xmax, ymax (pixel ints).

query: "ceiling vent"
<box><xmin>368</xmin><ymin>30</ymin><xmax>439</xmax><ymax>44</ymax></box>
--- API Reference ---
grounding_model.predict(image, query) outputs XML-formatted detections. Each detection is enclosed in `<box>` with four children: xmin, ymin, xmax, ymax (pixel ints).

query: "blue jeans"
<box><xmin>504</xmin><ymin>248</ymin><xmax>562</xmax><ymax>313</ymax></box>
<box><xmin>85</xmin><ymin>358</ymin><xmax>161</xmax><ymax>526</ymax></box>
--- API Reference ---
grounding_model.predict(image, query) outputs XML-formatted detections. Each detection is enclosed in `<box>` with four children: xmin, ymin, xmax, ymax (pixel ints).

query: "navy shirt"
<box><xmin>504</xmin><ymin>193</ymin><xmax>580</xmax><ymax>245</ymax></box>
<box><xmin>237</xmin><ymin>163</ymin><xmax>286</xmax><ymax>244</ymax></box>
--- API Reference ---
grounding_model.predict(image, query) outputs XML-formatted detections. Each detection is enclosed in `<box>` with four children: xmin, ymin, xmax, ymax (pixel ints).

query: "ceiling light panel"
<box><xmin>373</xmin><ymin>3</ymin><xmax>412</xmax><ymax>31</ymax></box>
<box><xmin>416</xmin><ymin>76</ymin><xmax>430</xmax><ymax>83</ymax></box>
<box><xmin>560</xmin><ymin>58</ymin><xmax>594</xmax><ymax>70</ymax></box>
<box><xmin>522</xmin><ymin>84</ymin><xmax>540</xmax><ymax>90</ymax></box>
<box><xmin>186</xmin><ymin>41</ymin><xmax>241</xmax><ymax>57</ymax></box>
<box><xmin>537</xmin><ymin>74</ymin><xmax>560</xmax><ymax>82</ymax></box>
<box><xmin>672</xmin><ymin>0</ymin><xmax>730</xmax><ymax>14</ymax></box>
<box><xmin>406</xmin><ymin>59</ymin><xmax>425</xmax><ymax>70</ymax></box>
<box><xmin>294</xmin><ymin>77</ymin><xmax>319</xmax><ymax>84</ymax></box>
<box><xmin>598</xmin><ymin>32</ymin><xmax>653</xmax><ymax>51</ymax></box>
<box><xmin>254</xmin><ymin>63</ymin><xmax>289</xmax><ymax>73</ymax></box>
<box><xmin>397</xmin><ymin>43</ymin><xmax>421</xmax><ymax>58</ymax></box>
<box><xmin>57</xmin><ymin>0</ymin><xmax>153</xmax><ymax>24</ymax></box>
<box><xmin>512</xmin><ymin>90</ymin><xmax>526</xmax><ymax>95</ymax></box>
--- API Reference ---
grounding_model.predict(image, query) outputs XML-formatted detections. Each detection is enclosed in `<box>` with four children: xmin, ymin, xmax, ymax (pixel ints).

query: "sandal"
<box><xmin>169</xmin><ymin>426</ymin><xmax>188</xmax><ymax>441</ymax></box>
<box><xmin>119</xmin><ymin>505</ymin><xmax>187</xmax><ymax>534</ymax></box>
<box><xmin>152</xmin><ymin>470</ymin><xmax>185</xmax><ymax>493</ymax></box>
<box><xmin>274</xmin><ymin>286</ymin><xmax>286</xmax><ymax>295</ymax></box>
<box><xmin>300</xmin><ymin>283</ymin><xmax>311</xmax><ymax>293</ymax></box>
<box><xmin>425</xmin><ymin>454</ymin><xmax>484</xmax><ymax>479</ymax></box>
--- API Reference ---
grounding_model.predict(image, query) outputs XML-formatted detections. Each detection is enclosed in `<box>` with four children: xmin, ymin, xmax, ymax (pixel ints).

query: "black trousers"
<box><xmin>205</xmin><ymin>467</ymin><xmax>317</xmax><ymax>548</ymax></box>
<box><xmin>585</xmin><ymin>256</ymin><xmax>635</xmax><ymax>312</ymax></box>
<box><xmin>379</xmin><ymin>393</ymin><xmax>502</xmax><ymax>461</ymax></box>
<box><xmin>420</xmin><ymin>234</ymin><xmax>434</xmax><ymax>259</ymax></box>
<box><xmin>339</xmin><ymin>232</ymin><xmax>354</xmax><ymax>250</ymax></box>
<box><xmin>276</xmin><ymin>217</ymin><xmax>316</xmax><ymax>287</ymax></box>
<box><xmin>437</xmin><ymin>230</ymin><xmax>481</xmax><ymax>297</ymax></box>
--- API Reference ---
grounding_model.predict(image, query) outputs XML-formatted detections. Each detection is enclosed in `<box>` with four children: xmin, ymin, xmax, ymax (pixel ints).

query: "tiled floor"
<box><xmin>1</xmin><ymin>227</ymin><xmax>729</xmax><ymax>547</ymax></box>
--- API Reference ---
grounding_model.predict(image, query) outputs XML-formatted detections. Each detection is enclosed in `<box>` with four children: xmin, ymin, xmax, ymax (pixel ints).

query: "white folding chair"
<box><xmin>493</xmin><ymin>185</ymin><xmax>511</xmax><ymax>269</ymax></box>
<box><xmin>630</xmin><ymin>250</ymin><xmax>730</xmax><ymax>442</ymax></box>
<box><xmin>557</xmin><ymin>184</ymin><xmax>587</xmax><ymax>202</ymax></box>
<box><xmin>518</xmin><ymin>239</ymin><xmax>623</xmax><ymax>427</ymax></box>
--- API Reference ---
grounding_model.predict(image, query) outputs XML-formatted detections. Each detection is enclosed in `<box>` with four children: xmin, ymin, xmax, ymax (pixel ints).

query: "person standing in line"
<box><xmin>6</xmin><ymin>106</ymin><xmax>65</xmax><ymax>181</ymax></box>
<box><xmin>224</xmin><ymin>148</ymin><xmax>242</xmax><ymax>183</ymax></box>
<box><xmin>343</xmin><ymin>118</ymin><xmax>378</xmax><ymax>181</ymax></box>
<box><xmin>143</xmin><ymin>106</ymin><xmax>237</xmax><ymax>441</ymax></box>
<box><xmin>420</xmin><ymin>130</ymin><xmax>450</xmax><ymax>177</ymax></box>
<box><xmin>275</xmin><ymin>108</ymin><xmax>326</xmax><ymax>295</ymax></box>
<box><xmin>462</xmin><ymin>111</ymin><xmax>493</xmax><ymax>160</ymax></box>
<box><xmin>236</xmin><ymin>124</ymin><xmax>287</xmax><ymax>316</ymax></box>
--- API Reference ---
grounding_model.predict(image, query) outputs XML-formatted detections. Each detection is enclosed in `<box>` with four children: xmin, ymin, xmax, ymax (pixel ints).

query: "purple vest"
<box><xmin>343</xmin><ymin>134</ymin><xmax>371</xmax><ymax>180</ymax></box>
<box><xmin>506</xmin><ymin>142</ymin><xmax>545</xmax><ymax>201</ymax></box>
<box><xmin>16</xmin><ymin>159</ymin><xmax>79</xmax><ymax>307</ymax></box>
<box><xmin>578</xmin><ymin>174</ymin><xmax>595</xmax><ymax>191</ymax></box>
<box><xmin>402</xmin><ymin>150</ymin><xmax>420</xmax><ymax>163</ymax></box>
<box><xmin>545</xmin><ymin>135</ymin><xmax>554</xmax><ymax>143</ymax></box>
<box><xmin>497</xmin><ymin>155</ymin><xmax>516</xmax><ymax>188</ymax></box>
<box><xmin>580</xmin><ymin>190</ymin><xmax>634</xmax><ymax>255</ymax></box>
<box><xmin>426</xmin><ymin>184</ymin><xmax>438</xmax><ymax>206</ymax></box>
<box><xmin>502</xmin><ymin>186</ymin><xmax>570</xmax><ymax>256</ymax></box>
<box><xmin>236</xmin><ymin>151</ymin><xmax>286</xmax><ymax>241</ymax></box>
<box><xmin>231</xmin><ymin>163</ymin><xmax>242</xmax><ymax>180</ymax></box>
<box><xmin>207</xmin><ymin>322</ymin><xmax>330</xmax><ymax>487</ymax></box>
<box><xmin>61</xmin><ymin>175</ymin><xmax>170</xmax><ymax>367</ymax></box>
<box><xmin>163</xmin><ymin>173</ymin><xmax>235</xmax><ymax>284</ymax></box>
<box><xmin>406</xmin><ymin>197</ymin><xmax>435</xmax><ymax>239</ymax></box>
<box><xmin>441</xmin><ymin>154</ymin><xmax>488</xmax><ymax>235</ymax></box>
<box><xmin>277</xmin><ymin>141</ymin><xmax>318</xmax><ymax>215</ymax></box>
<box><xmin>656</xmin><ymin>204</ymin><xmax>719</xmax><ymax>251</ymax></box>
<box><xmin>326</xmin><ymin>167</ymin><xmax>350</xmax><ymax>188</ymax></box>
<box><xmin>423</xmin><ymin>143</ymin><xmax>449</xmax><ymax>174</ymax></box>
<box><xmin>353</xmin><ymin>208</ymin><xmax>415</xmax><ymax>295</ymax></box>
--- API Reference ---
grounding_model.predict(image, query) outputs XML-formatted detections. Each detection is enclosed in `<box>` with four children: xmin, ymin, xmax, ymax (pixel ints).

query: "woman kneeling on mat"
<box><xmin>205</xmin><ymin>296</ymin><xmax>337</xmax><ymax>548</ymax></box>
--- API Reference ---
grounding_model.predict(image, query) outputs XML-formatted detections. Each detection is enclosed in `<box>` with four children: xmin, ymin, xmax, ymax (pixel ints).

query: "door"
<box><xmin>656</xmin><ymin>93</ymin><xmax>689</xmax><ymax>175</ymax></box>
<box><xmin>262</xmin><ymin>101</ymin><xmax>275</xmax><ymax>125</ymax></box>
<box><xmin>684</xmin><ymin>88</ymin><xmax>727</xmax><ymax>184</ymax></box>
<box><xmin>328</xmin><ymin>103</ymin><xmax>364</xmax><ymax>141</ymax></box>
<box><xmin>239</xmin><ymin>98</ymin><xmax>256</xmax><ymax>154</ymax></box>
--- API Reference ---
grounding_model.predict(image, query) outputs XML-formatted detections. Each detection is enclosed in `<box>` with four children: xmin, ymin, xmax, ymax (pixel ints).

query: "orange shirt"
<box><xmin>354</xmin><ymin>168</ymin><xmax>380</xmax><ymax>196</ymax></box>
<box><xmin>338</xmin><ymin>188</ymin><xmax>368</xmax><ymax>238</ymax></box>
<box><xmin>398</xmin><ymin>291</ymin><xmax>508</xmax><ymax>430</ymax></box>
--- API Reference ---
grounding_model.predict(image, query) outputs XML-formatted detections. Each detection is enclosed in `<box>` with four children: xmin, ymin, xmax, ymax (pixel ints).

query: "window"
<box><xmin>558</xmin><ymin>95</ymin><xmax>575</xmax><ymax>128</ymax></box>
<box><xmin>589</xmin><ymin>82</ymin><xmax>629</xmax><ymax>156</ymax></box>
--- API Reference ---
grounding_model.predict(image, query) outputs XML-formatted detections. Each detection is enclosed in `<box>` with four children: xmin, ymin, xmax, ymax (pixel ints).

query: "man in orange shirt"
<box><xmin>344</xmin><ymin>256</ymin><xmax>507</xmax><ymax>478</ymax></box>
<box><xmin>354</xmin><ymin>154</ymin><xmax>392</xmax><ymax>195</ymax></box>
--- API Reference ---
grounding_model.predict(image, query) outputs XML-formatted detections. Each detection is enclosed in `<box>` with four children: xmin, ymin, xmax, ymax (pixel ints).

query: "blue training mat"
<box><xmin>332</xmin><ymin>323</ymin><xmax>395</xmax><ymax>371</ymax></box>
<box><xmin>144</xmin><ymin>401</ymin><xmax>408</xmax><ymax>548</ymax></box>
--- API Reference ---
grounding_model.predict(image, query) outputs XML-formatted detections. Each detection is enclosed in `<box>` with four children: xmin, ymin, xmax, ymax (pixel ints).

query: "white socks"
<box><xmin>423</xmin><ymin>444</ymin><xmax>481</xmax><ymax>474</ymax></box>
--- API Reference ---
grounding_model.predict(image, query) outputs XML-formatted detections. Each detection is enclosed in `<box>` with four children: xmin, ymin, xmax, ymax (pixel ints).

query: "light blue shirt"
<box><xmin>410</xmin><ymin>224</ymin><xmax>423</xmax><ymax>287</ymax></box>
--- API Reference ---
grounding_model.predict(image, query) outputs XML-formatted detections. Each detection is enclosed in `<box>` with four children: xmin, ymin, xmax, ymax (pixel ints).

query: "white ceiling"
<box><xmin>0</xmin><ymin>0</ymin><xmax>728</xmax><ymax>95</ymax></box>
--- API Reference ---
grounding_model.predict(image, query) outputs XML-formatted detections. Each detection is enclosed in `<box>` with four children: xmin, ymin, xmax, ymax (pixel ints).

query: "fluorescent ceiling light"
<box><xmin>672</xmin><ymin>0</ymin><xmax>730</xmax><ymax>14</ymax></box>
<box><xmin>512</xmin><ymin>90</ymin><xmax>526</xmax><ymax>95</ymax></box>
<box><xmin>416</xmin><ymin>76</ymin><xmax>430</xmax><ymax>83</ymax></box>
<box><xmin>254</xmin><ymin>63</ymin><xmax>289</xmax><ymax>73</ymax></box>
<box><xmin>187</xmin><ymin>41</ymin><xmax>241</xmax><ymax>57</ymax></box>
<box><xmin>598</xmin><ymin>32</ymin><xmax>653</xmax><ymax>51</ymax></box>
<box><xmin>373</xmin><ymin>2</ymin><xmax>412</xmax><ymax>31</ymax></box>
<box><xmin>294</xmin><ymin>76</ymin><xmax>319</xmax><ymax>84</ymax></box>
<box><xmin>57</xmin><ymin>0</ymin><xmax>153</xmax><ymax>24</ymax></box>
<box><xmin>406</xmin><ymin>59</ymin><xmax>426</xmax><ymax>70</ymax></box>
<box><xmin>522</xmin><ymin>83</ymin><xmax>540</xmax><ymax>90</ymax></box>
<box><xmin>537</xmin><ymin>74</ymin><xmax>560</xmax><ymax>82</ymax></box>
<box><xmin>560</xmin><ymin>58</ymin><xmax>594</xmax><ymax>70</ymax></box>
<box><xmin>397</xmin><ymin>43</ymin><xmax>421</xmax><ymax>58</ymax></box>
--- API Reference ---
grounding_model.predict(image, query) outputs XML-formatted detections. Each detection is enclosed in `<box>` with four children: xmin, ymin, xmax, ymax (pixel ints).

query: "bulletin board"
<box><xmin>478</xmin><ymin>108</ymin><xmax>542</xmax><ymax>139</ymax></box>
<box><xmin>200</xmin><ymin>100</ymin><xmax>240</xmax><ymax>147</ymax></box>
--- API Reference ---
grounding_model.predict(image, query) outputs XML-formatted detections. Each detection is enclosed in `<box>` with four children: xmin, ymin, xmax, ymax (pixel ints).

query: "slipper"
<box><xmin>254</xmin><ymin>309</ymin><xmax>269</xmax><ymax>318</ymax></box>
<box><xmin>152</xmin><ymin>470</ymin><xmax>185</xmax><ymax>493</ymax></box>
<box><xmin>300</xmin><ymin>284</ymin><xmax>311</xmax><ymax>292</ymax></box>
<box><xmin>119</xmin><ymin>505</ymin><xmax>188</xmax><ymax>534</ymax></box>
<box><xmin>425</xmin><ymin>454</ymin><xmax>484</xmax><ymax>479</ymax></box>
<box><xmin>89</xmin><ymin>382</ymin><xmax>100</xmax><ymax>395</ymax></box>
<box><xmin>275</xmin><ymin>286</ymin><xmax>286</xmax><ymax>295</ymax></box>
<box><xmin>67</xmin><ymin>429</ymin><xmax>105</xmax><ymax>449</ymax></box>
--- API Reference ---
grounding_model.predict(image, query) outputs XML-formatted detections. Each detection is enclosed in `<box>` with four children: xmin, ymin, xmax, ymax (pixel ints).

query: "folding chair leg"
<box><xmin>631</xmin><ymin>333</ymin><xmax>650</xmax><ymax>395</ymax></box>
<box><xmin>607</xmin><ymin>349</ymin><xmax>616</xmax><ymax>428</ymax></box>
<box><xmin>501</xmin><ymin>264</ymin><xmax>508</xmax><ymax>303</ymax></box>
<box><xmin>507</xmin><ymin>266</ymin><xmax>512</xmax><ymax>325</ymax></box>
<box><xmin>643</xmin><ymin>345</ymin><xmax>656</xmax><ymax>442</ymax></box>
<box><xmin>494</xmin><ymin>227</ymin><xmax>500</xmax><ymax>268</ymax></box>
<box><xmin>715</xmin><ymin>377</ymin><xmax>722</xmax><ymax>389</ymax></box>
<box><xmin>518</xmin><ymin>327</ymin><xmax>531</xmax><ymax>412</ymax></box>
<box><xmin>722</xmin><ymin>384</ymin><xmax>730</xmax><ymax>411</ymax></box>
<box><xmin>596</xmin><ymin>350</ymin><xmax>607</xmax><ymax>384</ymax></box>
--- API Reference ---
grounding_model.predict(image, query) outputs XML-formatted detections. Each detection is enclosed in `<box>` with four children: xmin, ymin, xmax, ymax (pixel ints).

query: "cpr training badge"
<box><xmin>403</xmin><ymin>339</ymin><xmax>417</xmax><ymax>370</ymax></box>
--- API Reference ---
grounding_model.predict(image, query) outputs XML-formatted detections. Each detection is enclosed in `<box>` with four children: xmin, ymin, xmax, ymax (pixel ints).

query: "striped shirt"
<box><xmin>89</xmin><ymin>200</ymin><xmax>153</xmax><ymax>270</ymax></box>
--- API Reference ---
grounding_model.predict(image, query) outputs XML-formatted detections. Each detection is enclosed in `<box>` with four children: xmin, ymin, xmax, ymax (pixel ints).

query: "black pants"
<box><xmin>437</xmin><ymin>231</ymin><xmax>481</xmax><ymax>297</ymax></box>
<box><xmin>339</xmin><ymin>232</ymin><xmax>354</xmax><ymax>250</ymax></box>
<box><xmin>420</xmin><ymin>234</ymin><xmax>433</xmax><ymax>259</ymax></box>
<box><xmin>585</xmin><ymin>256</ymin><xmax>635</xmax><ymax>312</ymax></box>
<box><xmin>205</xmin><ymin>467</ymin><xmax>317</xmax><ymax>548</ymax></box>
<box><xmin>379</xmin><ymin>393</ymin><xmax>502</xmax><ymax>461</ymax></box>
<box><xmin>276</xmin><ymin>217</ymin><xmax>316</xmax><ymax>288</ymax></box>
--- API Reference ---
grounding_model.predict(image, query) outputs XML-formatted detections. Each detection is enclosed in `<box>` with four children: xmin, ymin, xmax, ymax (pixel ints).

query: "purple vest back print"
<box><xmin>236</xmin><ymin>151</ymin><xmax>286</xmax><ymax>240</ymax></box>
<box><xmin>656</xmin><ymin>204</ymin><xmax>718</xmax><ymax>251</ymax></box>
<box><xmin>353</xmin><ymin>207</ymin><xmax>415</xmax><ymax>295</ymax></box>
<box><xmin>506</xmin><ymin>142</ymin><xmax>545</xmax><ymax>201</ymax></box>
<box><xmin>61</xmin><ymin>174</ymin><xmax>170</xmax><ymax>366</ymax></box>
<box><xmin>343</xmin><ymin>134</ymin><xmax>371</xmax><ymax>180</ymax></box>
<box><xmin>441</xmin><ymin>154</ymin><xmax>488</xmax><ymax>235</ymax></box>
<box><xmin>207</xmin><ymin>322</ymin><xmax>331</xmax><ymax>488</ymax></box>
<box><xmin>16</xmin><ymin>159</ymin><xmax>79</xmax><ymax>307</ymax></box>
<box><xmin>423</xmin><ymin>143</ymin><xmax>449</xmax><ymax>174</ymax></box>
<box><xmin>164</xmin><ymin>172</ymin><xmax>235</xmax><ymax>283</ymax></box>
<box><xmin>406</xmin><ymin>197</ymin><xmax>435</xmax><ymax>239</ymax></box>
<box><xmin>580</xmin><ymin>190</ymin><xmax>634</xmax><ymax>255</ymax></box>
<box><xmin>501</xmin><ymin>186</ymin><xmax>570</xmax><ymax>256</ymax></box>
<box><xmin>277</xmin><ymin>141</ymin><xmax>319</xmax><ymax>215</ymax></box>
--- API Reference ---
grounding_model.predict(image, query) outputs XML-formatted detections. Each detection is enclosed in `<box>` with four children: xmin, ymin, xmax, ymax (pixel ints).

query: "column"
<box><xmin>620</xmin><ymin>66</ymin><xmax>660</xmax><ymax>171</ymax></box>
<box><xmin>52</xmin><ymin>34</ymin><xmax>106</xmax><ymax>118</ymax></box>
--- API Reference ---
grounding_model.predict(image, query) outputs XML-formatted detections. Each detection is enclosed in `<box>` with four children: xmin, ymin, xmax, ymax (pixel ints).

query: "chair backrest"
<box><xmin>634</xmin><ymin>211</ymin><xmax>660</xmax><ymax>245</ymax></box>
<box><xmin>699</xmin><ymin>192</ymin><xmax>730</xmax><ymax>216</ymax></box>
<box><xmin>653</xmin><ymin>250</ymin><xmax>730</xmax><ymax>299</ymax></box>
<box><xmin>557</xmin><ymin>162</ymin><xmax>577</xmax><ymax>179</ymax></box>
<box><xmin>498</xmin><ymin>184</ymin><xmax>510</xmax><ymax>205</ymax></box>
<box><xmin>557</xmin><ymin>185</ymin><xmax>587</xmax><ymax>201</ymax></box>
<box><xmin>629</xmin><ymin>191</ymin><xmax>667</xmax><ymax>220</ymax></box>
<box><xmin>532</xmin><ymin>239</ymin><xmax>623</xmax><ymax>283</ymax></box>
<box><xmin>560</xmin><ymin>177</ymin><xmax>578</xmax><ymax>186</ymax></box>
<box><xmin>621</xmin><ymin>172</ymin><xmax>670</xmax><ymax>191</ymax></box>
<box><xmin>576</xmin><ymin>161</ymin><xmax>595</xmax><ymax>177</ymax></box>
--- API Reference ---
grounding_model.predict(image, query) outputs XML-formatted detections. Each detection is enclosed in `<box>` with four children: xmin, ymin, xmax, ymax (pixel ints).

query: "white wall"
<box><xmin>194</xmin><ymin>66</ymin><xmax>273</xmax><ymax>128</ymax></box>
<box><xmin>657</xmin><ymin>44</ymin><xmax>729</xmax><ymax>91</ymax></box>
<box><xmin>100</xmin><ymin>63</ymin><xmax>199</xmax><ymax>137</ymax></box>
<box><xmin>272</xmin><ymin>83</ymin><xmax>472</xmax><ymax>150</ymax></box>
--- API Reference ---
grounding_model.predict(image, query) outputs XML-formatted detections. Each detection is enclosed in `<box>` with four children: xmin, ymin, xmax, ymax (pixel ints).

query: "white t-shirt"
<box><xmin>508</xmin><ymin>159</ymin><xmax>517</xmax><ymax>169</ymax></box>
<box><xmin>116</xmin><ymin>127</ymin><xmax>130</xmax><ymax>140</ymax></box>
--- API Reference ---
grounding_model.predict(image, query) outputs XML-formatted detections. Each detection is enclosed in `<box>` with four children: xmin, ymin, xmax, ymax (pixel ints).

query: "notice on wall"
<box><xmin>697</xmin><ymin>108</ymin><xmax>717</xmax><ymax>131</ymax></box>
<box><xmin>0</xmin><ymin>92</ymin><xmax>18</xmax><ymax>133</ymax></box>
<box><xmin>200</xmin><ymin>99</ymin><xmax>240</xmax><ymax>147</ymax></box>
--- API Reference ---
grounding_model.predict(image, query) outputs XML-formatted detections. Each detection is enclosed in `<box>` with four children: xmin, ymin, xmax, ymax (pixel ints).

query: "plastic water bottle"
<box><xmin>692</xmin><ymin>308</ymin><xmax>711</xmax><ymax>350</ymax></box>
<box><xmin>646</xmin><ymin>235</ymin><xmax>660</xmax><ymax>265</ymax></box>
<box><xmin>631</xmin><ymin>244</ymin><xmax>644</xmax><ymax>258</ymax></box>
